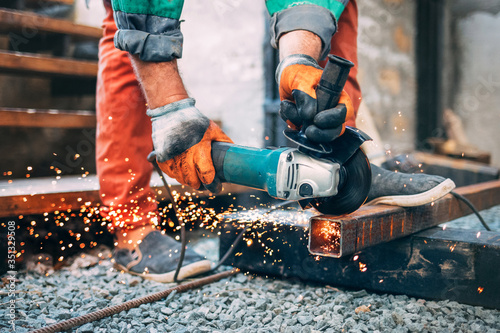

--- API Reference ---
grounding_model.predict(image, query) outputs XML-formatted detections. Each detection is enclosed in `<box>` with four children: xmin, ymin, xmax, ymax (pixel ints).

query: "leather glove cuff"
<box><xmin>275</xmin><ymin>54</ymin><xmax>322</xmax><ymax>87</ymax></box>
<box><xmin>147</xmin><ymin>98</ymin><xmax>210</xmax><ymax>163</ymax></box>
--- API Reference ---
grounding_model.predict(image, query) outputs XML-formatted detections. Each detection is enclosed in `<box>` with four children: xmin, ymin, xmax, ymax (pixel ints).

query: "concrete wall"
<box><xmin>448</xmin><ymin>1</ymin><xmax>500</xmax><ymax>166</ymax></box>
<box><xmin>357</xmin><ymin>0</ymin><xmax>417</xmax><ymax>154</ymax></box>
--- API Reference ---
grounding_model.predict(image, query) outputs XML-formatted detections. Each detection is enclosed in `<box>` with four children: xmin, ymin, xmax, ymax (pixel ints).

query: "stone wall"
<box><xmin>357</xmin><ymin>0</ymin><xmax>417</xmax><ymax>154</ymax></box>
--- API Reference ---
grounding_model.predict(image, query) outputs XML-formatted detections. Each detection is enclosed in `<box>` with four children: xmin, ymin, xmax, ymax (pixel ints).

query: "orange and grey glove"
<box><xmin>147</xmin><ymin>98</ymin><xmax>232</xmax><ymax>192</ymax></box>
<box><xmin>277</xmin><ymin>54</ymin><xmax>354</xmax><ymax>143</ymax></box>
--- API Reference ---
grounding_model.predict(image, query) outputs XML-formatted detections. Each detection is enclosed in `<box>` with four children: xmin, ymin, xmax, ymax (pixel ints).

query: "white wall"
<box><xmin>180</xmin><ymin>1</ymin><xmax>266</xmax><ymax>147</ymax></box>
<box><xmin>452</xmin><ymin>10</ymin><xmax>500</xmax><ymax>166</ymax></box>
<box><xmin>74</xmin><ymin>0</ymin><xmax>106</xmax><ymax>28</ymax></box>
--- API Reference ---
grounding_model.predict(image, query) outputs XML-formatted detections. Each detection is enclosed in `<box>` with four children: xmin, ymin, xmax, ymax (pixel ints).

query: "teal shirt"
<box><xmin>266</xmin><ymin>0</ymin><xmax>347</xmax><ymax>21</ymax></box>
<box><xmin>111</xmin><ymin>0</ymin><xmax>346</xmax><ymax>21</ymax></box>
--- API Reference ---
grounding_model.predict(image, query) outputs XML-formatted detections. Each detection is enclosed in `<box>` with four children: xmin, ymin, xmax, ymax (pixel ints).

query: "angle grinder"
<box><xmin>211</xmin><ymin>55</ymin><xmax>372</xmax><ymax>215</ymax></box>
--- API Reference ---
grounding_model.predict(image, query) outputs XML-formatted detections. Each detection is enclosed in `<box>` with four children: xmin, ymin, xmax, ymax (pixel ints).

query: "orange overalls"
<box><xmin>96</xmin><ymin>0</ymin><xmax>361</xmax><ymax>230</ymax></box>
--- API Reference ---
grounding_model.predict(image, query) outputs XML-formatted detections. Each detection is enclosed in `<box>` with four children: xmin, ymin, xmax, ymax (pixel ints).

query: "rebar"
<box><xmin>30</xmin><ymin>268</ymin><xmax>239</xmax><ymax>333</ymax></box>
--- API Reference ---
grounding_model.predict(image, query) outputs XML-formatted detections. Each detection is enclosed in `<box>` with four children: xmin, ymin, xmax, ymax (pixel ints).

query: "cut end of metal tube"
<box><xmin>308</xmin><ymin>217</ymin><xmax>343</xmax><ymax>258</ymax></box>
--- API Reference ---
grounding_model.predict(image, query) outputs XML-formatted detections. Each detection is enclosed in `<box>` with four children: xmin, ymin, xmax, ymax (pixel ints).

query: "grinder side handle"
<box><xmin>315</xmin><ymin>55</ymin><xmax>354</xmax><ymax>112</ymax></box>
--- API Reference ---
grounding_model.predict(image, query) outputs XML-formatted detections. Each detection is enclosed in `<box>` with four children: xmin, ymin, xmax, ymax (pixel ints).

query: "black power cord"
<box><xmin>450</xmin><ymin>191</ymin><xmax>492</xmax><ymax>231</ymax></box>
<box><xmin>148</xmin><ymin>157</ymin><xmax>187</xmax><ymax>282</ymax></box>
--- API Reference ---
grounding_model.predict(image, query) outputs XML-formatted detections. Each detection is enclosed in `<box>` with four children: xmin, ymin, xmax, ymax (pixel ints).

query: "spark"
<box><xmin>359</xmin><ymin>262</ymin><xmax>367</xmax><ymax>272</ymax></box>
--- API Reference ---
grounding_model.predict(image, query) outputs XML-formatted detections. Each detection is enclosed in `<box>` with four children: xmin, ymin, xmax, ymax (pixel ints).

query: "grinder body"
<box><xmin>212</xmin><ymin>143</ymin><xmax>341</xmax><ymax>201</ymax></box>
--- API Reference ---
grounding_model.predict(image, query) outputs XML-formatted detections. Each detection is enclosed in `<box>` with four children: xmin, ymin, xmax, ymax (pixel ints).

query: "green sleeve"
<box><xmin>112</xmin><ymin>0</ymin><xmax>184</xmax><ymax>19</ymax></box>
<box><xmin>266</xmin><ymin>0</ymin><xmax>347</xmax><ymax>21</ymax></box>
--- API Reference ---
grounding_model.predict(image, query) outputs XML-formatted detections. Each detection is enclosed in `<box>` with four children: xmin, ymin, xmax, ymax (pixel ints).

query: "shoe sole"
<box><xmin>364</xmin><ymin>178</ymin><xmax>456</xmax><ymax>207</ymax></box>
<box><xmin>114</xmin><ymin>260</ymin><xmax>213</xmax><ymax>283</ymax></box>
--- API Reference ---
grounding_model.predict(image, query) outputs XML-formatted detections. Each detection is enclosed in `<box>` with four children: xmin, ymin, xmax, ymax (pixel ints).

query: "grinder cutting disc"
<box><xmin>311</xmin><ymin>149</ymin><xmax>371</xmax><ymax>215</ymax></box>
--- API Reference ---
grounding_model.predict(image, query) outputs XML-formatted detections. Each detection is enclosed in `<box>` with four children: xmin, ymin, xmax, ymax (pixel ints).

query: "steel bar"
<box><xmin>31</xmin><ymin>269</ymin><xmax>239</xmax><ymax>333</ymax></box>
<box><xmin>309</xmin><ymin>180</ymin><xmax>500</xmax><ymax>257</ymax></box>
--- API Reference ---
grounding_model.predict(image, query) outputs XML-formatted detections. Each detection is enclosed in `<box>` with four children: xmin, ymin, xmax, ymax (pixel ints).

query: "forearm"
<box><xmin>268</xmin><ymin>2</ymin><xmax>349</xmax><ymax>61</ymax></box>
<box><xmin>130</xmin><ymin>56</ymin><xmax>188</xmax><ymax>109</ymax></box>
<box><xmin>278</xmin><ymin>30</ymin><xmax>322</xmax><ymax>61</ymax></box>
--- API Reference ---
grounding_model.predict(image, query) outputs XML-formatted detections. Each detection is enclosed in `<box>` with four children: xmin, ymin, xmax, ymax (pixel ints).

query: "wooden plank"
<box><xmin>0</xmin><ymin>174</ymin><xmax>251</xmax><ymax>218</ymax></box>
<box><xmin>0</xmin><ymin>108</ymin><xmax>96</xmax><ymax>128</ymax></box>
<box><xmin>0</xmin><ymin>9</ymin><xmax>102</xmax><ymax>39</ymax></box>
<box><xmin>413</xmin><ymin>152</ymin><xmax>499</xmax><ymax>187</ymax></box>
<box><xmin>309</xmin><ymin>180</ymin><xmax>500</xmax><ymax>257</ymax></box>
<box><xmin>27</xmin><ymin>0</ymin><xmax>75</xmax><ymax>5</ymax></box>
<box><xmin>0</xmin><ymin>51</ymin><xmax>97</xmax><ymax>77</ymax></box>
<box><xmin>220</xmin><ymin>221</ymin><xmax>500</xmax><ymax>309</ymax></box>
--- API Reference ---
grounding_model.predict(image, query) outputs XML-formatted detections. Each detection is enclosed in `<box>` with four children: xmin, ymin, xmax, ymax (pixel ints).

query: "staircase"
<box><xmin>0</xmin><ymin>1</ymin><xmax>103</xmax><ymax>217</ymax></box>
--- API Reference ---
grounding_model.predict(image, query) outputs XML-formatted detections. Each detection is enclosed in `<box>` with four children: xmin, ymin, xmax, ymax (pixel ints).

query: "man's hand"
<box><xmin>277</xmin><ymin>54</ymin><xmax>354</xmax><ymax>143</ymax></box>
<box><xmin>147</xmin><ymin>98</ymin><xmax>232</xmax><ymax>191</ymax></box>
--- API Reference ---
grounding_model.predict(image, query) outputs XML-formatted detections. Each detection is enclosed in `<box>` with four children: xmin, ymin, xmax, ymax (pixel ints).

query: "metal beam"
<box><xmin>220</xmin><ymin>180</ymin><xmax>500</xmax><ymax>308</ymax></box>
<box><xmin>309</xmin><ymin>180</ymin><xmax>500</xmax><ymax>257</ymax></box>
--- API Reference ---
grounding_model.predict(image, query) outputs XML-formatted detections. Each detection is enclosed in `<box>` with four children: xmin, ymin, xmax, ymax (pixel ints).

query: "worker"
<box><xmin>96</xmin><ymin>0</ymin><xmax>455</xmax><ymax>282</ymax></box>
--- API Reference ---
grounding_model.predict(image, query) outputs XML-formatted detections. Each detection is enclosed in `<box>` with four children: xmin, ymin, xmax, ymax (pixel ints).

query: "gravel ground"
<box><xmin>2</xmin><ymin>206</ymin><xmax>500</xmax><ymax>333</ymax></box>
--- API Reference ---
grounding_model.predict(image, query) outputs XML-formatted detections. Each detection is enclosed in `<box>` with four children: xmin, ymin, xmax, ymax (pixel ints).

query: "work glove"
<box><xmin>147</xmin><ymin>98</ymin><xmax>232</xmax><ymax>192</ymax></box>
<box><xmin>277</xmin><ymin>54</ymin><xmax>354</xmax><ymax>143</ymax></box>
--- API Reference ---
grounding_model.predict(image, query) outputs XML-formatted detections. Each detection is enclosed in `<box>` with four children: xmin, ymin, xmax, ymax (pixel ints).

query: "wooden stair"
<box><xmin>0</xmin><ymin>50</ymin><xmax>98</xmax><ymax>77</ymax></box>
<box><xmin>0</xmin><ymin>108</ymin><xmax>96</xmax><ymax>128</ymax></box>
<box><xmin>0</xmin><ymin>4</ymin><xmax>100</xmax><ymax>126</ymax></box>
<box><xmin>0</xmin><ymin>8</ymin><xmax>102</xmax><ymax>39</ymax></box>
<box><xmin>0</xmin><ymin>3</ymin><xmax>104</xmax><ymax>217</ymax></box>
<box><xmin>24</xmin><ymin>0</ymin><xmax>75</xmax><ymax>5</ymax></box>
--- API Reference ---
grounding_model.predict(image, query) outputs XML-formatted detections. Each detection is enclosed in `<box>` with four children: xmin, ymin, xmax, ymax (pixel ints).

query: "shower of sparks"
<box><xmin>220</xmin><ymin>205</ymin><xmax>317</xmax><ymax>266</ymax></box>
<box><xmin>2</xmin><ymin>163</ymin><xmax>327</xmax><ymax>275</ymax></box>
